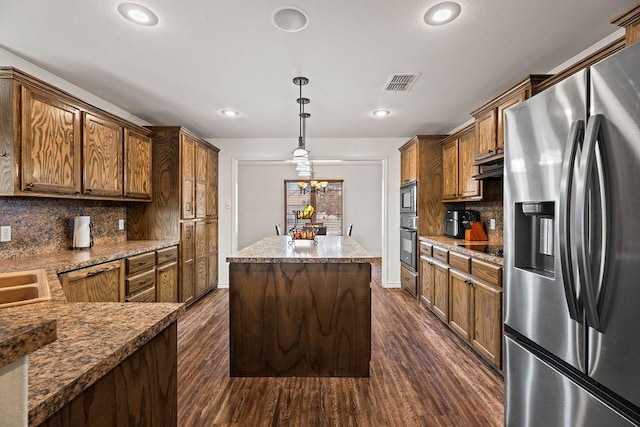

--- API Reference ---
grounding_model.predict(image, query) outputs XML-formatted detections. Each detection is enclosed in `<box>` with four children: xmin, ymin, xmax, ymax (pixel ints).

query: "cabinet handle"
<box><xmin>488</xmin><ymin>149</ymin><xmax>494</xmax><ymax>154</ymax></box>
<box><xmin>186</xmin><ymin>202</ymin><xmax>192</xmax><ymax>212</ymax></box>
<box><xmin>464</xmin><ymin>279</ymin><xmax>472</xmax><ymax>285</ymax></box>
<box><xmin>0</xmin><ymin>150</ymin><xmax>7</xmax><ymax>158</ymax></box>
<box><xmin>86</xmin><ymin>188</ymin><xmax>92</xmax><ymax>193</ymax></box>
<box><xmin>87</xmin><ymin>268</ymin><xmax>108</xmax><ymax>277</ymax></box>
<box><xmin>25</xmin><ymin>183</ymin><xmax>34</xmax><ymax>190</ymax></box>
<box><xmin>125</xmin><ymin>192</ymin><xmax>132</xmax><ymax>196</ymax></box>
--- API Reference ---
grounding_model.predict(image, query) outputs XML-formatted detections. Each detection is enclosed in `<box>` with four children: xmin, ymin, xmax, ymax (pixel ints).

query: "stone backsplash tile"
<box><xmin>465</xmin><ymin>180</ymin><xmax>504</xmax><ymax>243</ymax></box>
<box><xmin>0</xmin><ymin>197</ymin><xmax>126</xmax><ymax>259</ymax></box>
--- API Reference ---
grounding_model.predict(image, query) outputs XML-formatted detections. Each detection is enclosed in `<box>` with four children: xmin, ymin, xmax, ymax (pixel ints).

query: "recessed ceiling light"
<box><xmin>424</xmin><ymin>2</ymin><xmax>461</xmax><ymax>26</ymax></box>
<box><xmin>117</xmin><ymin>3</ymin><xmax>159</xmax><ymax>26</ymax></box>
<box><xmin>271</xmin><ymin>6</ymin><xmax>309</xmax><ymax>32</ymax></box>
<box><xmin>372</xmin><ymin>110</ymin><xmax>390</xmax><ymax>118</ymax></box>
<box><xmin>221</xmin><ymin>109</ymin><xmax>239</xmax><ymax>117</ymax></box>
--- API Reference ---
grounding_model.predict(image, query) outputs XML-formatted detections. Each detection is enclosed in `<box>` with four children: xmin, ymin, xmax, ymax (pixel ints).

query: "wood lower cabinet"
<box><xmin>0</xmin><ymin>67</ymin><xmax>152</xmax><ymax>201</ymax></box>
<box><xmin>400</xmin><ymin>264</ymin><xmax>418</xmax><ymax>298</ymax></box>
<box><xmin>194</xmin><ymin>221</ymin><xmax>208</xmax><ymax>298</ymax></box>
<box><xmin>41</xmin><ymin>322</ymin><xmax>177</xmax><ymax>427</ymax></box>
<box><xmin>207</xmin><ymin>219</ymin><xmax>218</xmax><ymax>289</ymax></box>
<box><xmin>471</xmin><ymin>279</ymin><xmax>502</xmax><ymax>368</ymax></box>
<box><xmin>157</xmin><ymin>246</ymin><xmax>179</xmax><ymax>303</ymax></box>
<box><xmin>59</xmin><ymin>260</ymin><xmax>125</xmax><ymax>302</ymax></box>
<box><xmin>449</xmin><ymin>269</ymin><xmax>473</xmax><ymax>341</ymax></box>
<box><xmin>125</xmin><ymin>252</ymin><xmax>156</xmax><ymax>302</ymax></box>
<box><xmin>181</xmin><ymin>221</ymin><xmax>195</xmax><ymax>305</ymax></box>
<box><xmin>431</xmin><ymin>261</ymin><xmax>449</xmax><ymax>322</ymax></box>
<box><xmin>419</xmin><ymin>241</ymin><xmax>504</xmax><ymax>370</ymax></box>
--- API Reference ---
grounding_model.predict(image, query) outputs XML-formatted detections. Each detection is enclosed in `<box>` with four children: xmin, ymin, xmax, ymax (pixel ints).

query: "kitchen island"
<box><xmin>227</xmin><ymin>235</ymin><xmax>375</xmax><ymax>377</ymax></box>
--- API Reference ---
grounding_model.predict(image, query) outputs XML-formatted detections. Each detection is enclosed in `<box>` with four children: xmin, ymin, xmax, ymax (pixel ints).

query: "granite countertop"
<box><xmin>420</xmin><ymin>235</ymin><xmax>504</xmax><ymax>266</ymax></box>
<box><xmin>227</xmin><ymin>235</ymin><xmax>375</xmax><ymax>263</ymax></box>
<box><xmin>0</xmin><ymin>240</ymin><xmax>183</xmax><ymax>425</ymax></box>
<box><xmin>0</xmin><ymin>318</ymin><xmax>57</xmax><ymax>370</ymax></box>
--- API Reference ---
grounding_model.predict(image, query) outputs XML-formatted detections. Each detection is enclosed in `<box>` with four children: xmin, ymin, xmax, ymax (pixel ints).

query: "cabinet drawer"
<box><xmin>433</xmin><ymin>247</ymin><xmax>449</xmax><ymax>264</ymax></box>
<box><xmin>126</xmin><ymin>285</ymin><xmax>156</xmax><ymax>303</ymax></box>
<box><xmin>157</xmin><ymin>246</ymin><xmax>178</xmax><ymax>265</ymax></box>
<box><xmin>126</xmin><ymin>251</ymin><xmax>156</xmax><ymax>275</ymax></box>
<box><xmin>449</xmin><ymin>251</ymin><xmax>471</xmax><ymax>273</ymax></box>
<box><xmin>400</xmin><ymin>265</ymin><xmax>418</xmax><ymax>298</ymax></box>
<box><xmin>420</xmin><ymin>241</ymin><xmax>433</xmax><ymax>257</ymax></box>
<box><xmin>472</xmin><ymin>258</ymin><xmax>502</xmax><ymax>287</ymax></box>
<box><xmin>126</xmin><ymin>269</ymin><xmax>156</xmax><ymax>296</ymax></box>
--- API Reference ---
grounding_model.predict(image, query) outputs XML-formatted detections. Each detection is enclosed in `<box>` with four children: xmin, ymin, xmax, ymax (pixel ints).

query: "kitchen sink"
<box><xmin>0</xmin><ymin>270</ymin><xmax>51</xmax><ymax>308</ymax></box>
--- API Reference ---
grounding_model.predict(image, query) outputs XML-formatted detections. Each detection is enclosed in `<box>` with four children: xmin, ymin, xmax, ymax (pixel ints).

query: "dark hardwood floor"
<box><xmin>177</xmin><ymin>259</ymin><xmax>504</xmax><ymax>426</ymax></box>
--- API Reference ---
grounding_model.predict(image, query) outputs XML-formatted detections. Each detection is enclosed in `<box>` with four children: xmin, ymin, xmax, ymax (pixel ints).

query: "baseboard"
<box><xmin>384</xmin><ymin>281</ymin><xmax>401</xmax><ymax>289</ymax></box>
<box><xmin>217</xmin><ymin>282</ymin><xmax>229</xmax><ymax>289</ymax></box>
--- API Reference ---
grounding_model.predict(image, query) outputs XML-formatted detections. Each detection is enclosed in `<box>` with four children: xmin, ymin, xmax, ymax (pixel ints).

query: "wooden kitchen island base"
<box><xmin>228</xmin><ymin>236</ymin><xmax>374</xmax><ymax>377</ymax></box>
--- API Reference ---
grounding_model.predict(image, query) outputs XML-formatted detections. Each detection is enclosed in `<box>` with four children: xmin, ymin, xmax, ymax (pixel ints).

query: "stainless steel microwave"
<box><xmin>400</xmin><ymin>181</ymin><xmax>417</xmax><ymax>214</ymax></box>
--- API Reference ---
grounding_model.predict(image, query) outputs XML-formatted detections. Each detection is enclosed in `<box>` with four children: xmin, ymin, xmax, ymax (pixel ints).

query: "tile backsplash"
<box><xmin>0</xmin><ymin>197</ymin><xmax>127</xmax><ymax>259</ymax></box>
<box><xmin>465</xmin><ymin>180</ymin><xmax>503</xmax><ymax>243</ymax></box>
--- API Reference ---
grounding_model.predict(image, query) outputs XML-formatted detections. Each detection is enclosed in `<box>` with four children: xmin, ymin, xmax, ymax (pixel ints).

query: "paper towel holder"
<box><xmin>72</xmin><ymin>216</ymin><xmax>93</xmax><ymax>249</ymax></box>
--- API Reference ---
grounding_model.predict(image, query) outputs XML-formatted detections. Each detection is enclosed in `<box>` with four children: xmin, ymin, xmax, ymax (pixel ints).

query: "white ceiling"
<box><xmin>0</xmin><ymin>0</ymin><xmax>634</xmax><ymax>139</ymax></box>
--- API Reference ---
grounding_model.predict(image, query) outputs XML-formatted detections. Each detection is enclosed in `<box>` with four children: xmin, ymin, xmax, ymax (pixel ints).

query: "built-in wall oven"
<box><xmin>400</xmin><ymin>221</ymin><xmax>417</xmax><ymax>270</ymax></box>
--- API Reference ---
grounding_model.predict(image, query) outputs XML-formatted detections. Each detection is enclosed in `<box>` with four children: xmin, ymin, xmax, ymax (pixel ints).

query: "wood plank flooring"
<box><xmin>177</xmin><ymin>259</ymin><xmax>504</xmax><ymax>426</ymax></box>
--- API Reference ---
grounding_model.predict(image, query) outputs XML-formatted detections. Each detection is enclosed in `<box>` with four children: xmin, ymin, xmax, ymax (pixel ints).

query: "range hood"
<box><xmin>472</xmin><ymin>158</ymin><xmax>504</xmax><ymax>180</ymax></box>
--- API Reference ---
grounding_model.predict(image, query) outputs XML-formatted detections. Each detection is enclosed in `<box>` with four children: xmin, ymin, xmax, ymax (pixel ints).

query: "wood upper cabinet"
<box><xmin>82</xmin><ymin>112</ymin><xmax>123</xmax><ymax>197</ymax></box>
<box><xmin>442</xmin><ymin>138</ymin><xmax>459</xmax><ymax>200</ymax></box>
<box><xmin>124</xmin><ymin>128</ymin><xmax>152</xmax><ymax>199</ymax></box>
<box><xmin>471</xmin><ymin>75</ymin><xmax>550</xmax><ymax>164</ymax></box>
<box><xmin>0</xmin><ymin>69</ymin><xmax>152</xmax><ymax>201</ymax></box>
<box><xmin>59</xmin><ymin>260</ymin><xmax>125</xmax><ymax>302</ymax></box>
<box><xmin>181</xmin><ymin>134</ymin><xmax>196</xmax><ymax>219</ymax></box>
<box><xmin>195</xmin><ymin>143</ymin><xmax>208</xmax><ymax>218</ymax></box>
<box><xmin>21</xmin><ymin>85</ymin><xmax>82</xmax><ymax>194</ymax></box>
<box><xmin>442</xmin><ymin>126</ymin><xmax>481</xmax><ymax>201</ymax></box>
<box><xmin>399</xmin><ymin>141</ymin><xmax>418</xmax><ymax>183</ymax></box>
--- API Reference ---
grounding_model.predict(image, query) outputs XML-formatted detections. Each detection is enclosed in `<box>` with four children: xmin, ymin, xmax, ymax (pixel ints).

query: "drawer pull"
<box><xmin>87</xmin><ymin>268</ymin><xmax>108</xmax><ymax>277</ymax></box>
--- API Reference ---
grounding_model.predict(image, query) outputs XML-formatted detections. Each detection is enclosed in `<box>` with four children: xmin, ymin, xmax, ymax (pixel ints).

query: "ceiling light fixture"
<box><xmin>271</xmin><ymin>6</ymin><xmax>310</xmax><ymax>32</ymax></box>
<box><xmin>117</xmin><ymin>3</ymin><xmax>159</xmax><ymax>26</ymax></box>
<box><xmin>220</xmin><ymin>109</ymin><xmax>239</xmax><ymax>117</ymax></box>
<box><xmin>424</xmin><ymin>2</ymin><xmax>461</xmax><ymax>26</ymax></box>
<box><xmin>291</xmin><ymin>76</ymin><xmax>311</xmax><ymax>176</ymax></box>
<box><xmin>372</xmin><ymin>109</ymin><xmax>390</xmax><ymax>117</ymax></box>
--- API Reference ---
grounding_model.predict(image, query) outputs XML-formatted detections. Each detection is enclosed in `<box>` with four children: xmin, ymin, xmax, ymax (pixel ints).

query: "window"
<box><xmin>284</xmin><ymin>180</ymin><xmax>343</xmax><ymax>235</ymax></box>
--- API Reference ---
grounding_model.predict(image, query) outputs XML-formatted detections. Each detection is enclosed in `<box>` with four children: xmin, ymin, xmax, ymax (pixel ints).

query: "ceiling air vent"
<box><xmin>384</xmin><ymin>73</ymin><xmax>421</xmax><ymax>92</ymax></box>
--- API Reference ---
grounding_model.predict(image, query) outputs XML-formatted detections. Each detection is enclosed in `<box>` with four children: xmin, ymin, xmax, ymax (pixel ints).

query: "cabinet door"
<box><xmin>195</xmin><ymin>143</ymin><xmax>208</xmax><ymax>218</ymax></box>
<box><xmin>194</xmin><ymin>221</ymin><xmax>208</xmax><ymax>298</ymax></box>
<box><xmin>181</xmin><ymin>134</ymin><xmax>195</xmax><ymax>219</ymax></box>
<box><xmin>21</xmin><ymin>86</ymin><xmax>81</xmax><ymax>194</ymax></box>
<box><xmin>458</xmin><ymin>129</ymin><xmax>481</xmax><ymax>199</ymax></box>
<box><xmin>207</xmin><ymin>219</ymin><xmax>218</xmax><ymax>289</ymax></box>
<box><xmin>432</xmin><ymin>262</ymin><xmax>449</xmax><ymax>322</ymax></box>
<box><xmin>442</xmin><ymin>139</ymin><xmax>459</xmax><ymax>200</ymax></box>
<box><xmin>449</xmin><ymin>269</ymin><xmax>473</xmax><ymax>341</ymax></box>
<box><xmin>400</xmin><ymin>150</ymin><xmax>408</xmax><ymax>184</ymax></box>
<box><xmin>157</xmin><ymin>261</ymin><xmax>178</xmax><ymax>303</ymax></box>
<box><xmin>180</xmin><ymin>221</ymin><xmax>195</xmax><ymax>305</ymax></box>
<box><xmin>124</xmin><ymin>129</ymin><xmax>152</xmax><ymax>199</ymax></box>
<box><xmin>207</xmin><ymin>149</ymin><xmax>218</xmax><ymax>218</ymax></box>
<box><xmin>407</xmin><ymin>143</ymin><xmax>417</xmax><ymax>182</ymax></box>
<box><xmin>497</xmin><ymin>92</ymin><xmax>526</xmax><ymax>154</ymax></box>
<box><xmin>420</xmin><ymin>255</ymin><xmax>434</xmax><ymax>308</ymax></box>
<box><xmin>471</xmin><ymin>279</ymin><xmax>503</xmax><ymax>368</ymax></box>
<box><xmin>475</xmin><ymin>108</ymin><xmax>497</xmax><ymax>161</ymax></box>
<box><xmin>59</xmin><ymin>260</ymin><xmax>124</xmax><ymax>302</ymax></box>
<box><xmin>82</xmin><ymin>112</ymin><xmax>123</xmax><ymax>197</ymax></box>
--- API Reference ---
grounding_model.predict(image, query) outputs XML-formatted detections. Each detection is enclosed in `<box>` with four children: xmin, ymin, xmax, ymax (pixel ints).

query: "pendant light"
<box><xmin>292</xmin><ymin>77</ymin><xmax>310</xmax><ymax>166</ymax></box>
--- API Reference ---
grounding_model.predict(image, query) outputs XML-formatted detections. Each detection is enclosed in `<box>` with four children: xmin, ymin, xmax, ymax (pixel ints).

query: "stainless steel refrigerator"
<box><xmin>504</xmin><ymin>40</ymin><xmax>640</xmax><ymax>426</ymax></box>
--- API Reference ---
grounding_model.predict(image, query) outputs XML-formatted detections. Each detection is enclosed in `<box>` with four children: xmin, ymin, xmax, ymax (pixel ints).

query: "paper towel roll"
<box><xmin>73</xmin><ymin>216</ymin><xmax>92</xmax><ymax>248</ymax></box>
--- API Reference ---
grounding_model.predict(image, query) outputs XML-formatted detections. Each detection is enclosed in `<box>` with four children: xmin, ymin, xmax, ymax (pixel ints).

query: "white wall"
<box><xmin>209</xmin><ymin>137</ymin><xmax>406</xmax><ymax>289</ymax></box>
<box><xmin>237</xmin><ymin>160</ymin><xmax>383</xmax><ymax>255</ymax></box>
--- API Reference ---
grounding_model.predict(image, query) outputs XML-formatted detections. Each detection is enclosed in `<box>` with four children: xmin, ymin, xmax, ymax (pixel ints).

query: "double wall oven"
<box><xmin>400</xmin><ymin>182</ymin><xmax>418</xmax><ymax>293</ymax></box>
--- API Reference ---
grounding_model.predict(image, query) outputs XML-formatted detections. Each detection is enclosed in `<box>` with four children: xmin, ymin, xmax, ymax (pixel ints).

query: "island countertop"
<box><xmin>226</xmin><ymin>235</ymin><xmax>375</xmax><ymax>264</ymax></box>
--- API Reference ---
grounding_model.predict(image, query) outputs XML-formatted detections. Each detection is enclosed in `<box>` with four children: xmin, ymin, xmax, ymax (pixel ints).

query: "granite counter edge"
<box><xmin>0</xmin><ymin>319</ymin><xmax>57</xmax><ymax>370</ymax></box>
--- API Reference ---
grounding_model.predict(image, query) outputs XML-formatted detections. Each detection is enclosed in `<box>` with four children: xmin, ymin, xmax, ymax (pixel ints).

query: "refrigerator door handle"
<box><xmin>576</xmin><ymin>114</ymin><xmax>609</xmax><ymax>332</ymax></box>
<box><xmin>559</xmin><ymin>120</ymin><xmax>583</xmax><ymax>321</ymax></box>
